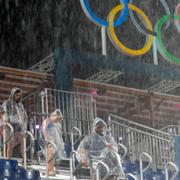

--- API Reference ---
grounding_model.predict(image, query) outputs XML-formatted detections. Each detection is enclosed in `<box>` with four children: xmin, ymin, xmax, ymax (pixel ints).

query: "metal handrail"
<box><xmin>160</xmin><ymin>125</ymin><xmax>180</xmax><ymax>136</ymax></box>
<box><xmin>23</xmin><ymin>131</ymin><xmax>34</xmax><ymax>169</ymax></box>
<box><xmin>71</xmin><ymin>127</ymin><xmax>82</xmax><ymax>153</ymax></box>
<box><xmin>3</xmin><ymin>123</ymin><xmax>14</xmax><ymax>158</ymax></box>
<box><xmin>125</xmin><ymin>173</ymin><xmax>138</xmax><ymax>180</ymax></box>
<box><xmin>160</xmin><ymin>125</ymin><xmax>180</xmax><ymax>131</ymax></box>
<box><xmin>165</xmin><ymin>162</ymin><xmax>179</xmax><ymax>180</ymax></box>
<box><xmin>70</xmin><ymin>150</ymin><xmax>81</xmax><ymax>180</ymax></box>
<box><xmin>140</xmin><ymin>152</ymin><xmax>153</xmax><ymax>180</ymax></box>
<box><xmin>96</xmin><ymin>160</ymin><xmax>110</xmax><ymax>180</ymax></box>
<box><xmin>110</xmin><ymin>114</ymin><xmax>172</xmax><ymax>136</ymax></box>
<box><xmin>42</xmin><ymin>140</ymin><xmax>57</xmax><ymax>178</ymax></box>
<box><xmin>45</xmin><ymin>88</ymin><xmax>94</xmax><ymax>98</ymax></box>
<box><xmin>111</xmin><ymin>118</ymin><xmax>174</xmax><ymax>168</ymax></box>
<box><xmin>118</xmin><ymin>143</ymin><xmax>128</xmax><ymax>160</ymax></box>
<box><xmin>112</xmin><ymin>120</ymin><xmax>171</xmax><ymax>142</ymax></box>
<box><xmin>25</xmin><ymin>131</ymin><xmax>35</xmax><ymax>152</ymax></box>
<box><xmin>3</xmin><ymin>123</ymin><xmax>14</xmax><ymax>143</ymax></box>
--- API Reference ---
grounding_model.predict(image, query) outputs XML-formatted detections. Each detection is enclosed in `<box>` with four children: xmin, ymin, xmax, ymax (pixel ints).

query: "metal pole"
<box><xmin>70</xmin><ymin>158</ymin><xmax>73</xmax><ymax>180</ymax></box>
<box><xmin>153</xmin><ymin>38</ymin><xmax>158</xmax><ymax>65</ymax></box>
<box><xmin>140</xmin><ymin>155</ymin><xmax>143</xmax><ymax>180</ymax></box>
<box><xmin>3</xmin><ymin>125</ymin><xmax>6</xmax><ymax>158</ymax></box>
<box><xmin>101</xmin><ymin>26</ymin><xmax>107</xmax><ymax>56</ymax></box>
<box><xmin>23</xmin><ymin>134</ymin><xmax>27</xmax><ymax>169</ymax></box>
<box><xmin>96</xmin><ymin>168</ymin><xmax>100</xmax><ymax>180</ymax></box>
<box><xmin>45</xmin><ymin>144</ymin><xmax>49</xmax><ymax>179</ymax></box>
<box><xmin>40</xmin><ymin>90</ymin><xmax>45</xmax><ymax>115</ymax></box>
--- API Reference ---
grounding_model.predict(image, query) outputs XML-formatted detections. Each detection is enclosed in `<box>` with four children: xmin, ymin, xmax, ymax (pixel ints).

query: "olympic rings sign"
<box><xmin>80</xmin><ymin>0</ymin><xmax>180</xmax><ymax>64</ymax></box>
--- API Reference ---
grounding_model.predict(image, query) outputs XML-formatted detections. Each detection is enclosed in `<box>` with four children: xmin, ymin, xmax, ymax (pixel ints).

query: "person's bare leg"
<box><xmin>48</xmin><ymin>146</ymin><xmax>55</xmax><ymax>175</ymax></box>
<box><xmin>7</xmin><ymin>138</ymin><xmax>13</xmax><ymax>159</ymax></box>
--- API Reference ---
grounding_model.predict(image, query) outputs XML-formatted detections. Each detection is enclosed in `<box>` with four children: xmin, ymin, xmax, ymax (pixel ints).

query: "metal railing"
<box><xmin>118</xmin><ymin>143</ymin><xmax>128</xmax><ymax>160</ymax></box>
<box><xmin>110</xmin><ymin>114</ymin><xmax>172</xmax><ymax>139</ymax></box>
<box><xmin>3</xmin><ymin>123</ymin><xmax>14</xmax><ymax>158</ymax></box>
<box><xmin>23</xmin><ymin>131</ymin><xmax>34</xmax><ymax>169</ymax></box>
<box><xmin>109</xmin><ymin>116</ymin><xmax>175</xmax><ymax>169</ymax></box>
<box><xmin>160</xmin><ymin>125</ymin><xmax>180</xmax><ymax>136</ymax></box>
<box><xmin>71</xmin><ymin>127</ymin><xmax>82</xmax><ymax>153</ymax></box>
<box><xmin>70</xmin><ymin>150</ymin><xmax>81</xmax><ymax>179</ymax></box>
<box><xmin>139</xmin><ymin>152</ymin><xmax>152</xmax><ymax>180</ymax></box>
<box><xmin>125</xmin><ymin>173</ymin><xmax>138</xmax><ymax>180</ymax></box>
<box><xmin>43</xmin><ymin>88</ymin><xmax>96</xmax><ymax>121</ymax></box>
<box><xmin>42</xmin><ymin>140</ymin><xmax>57</xmax><ymax>178</ymax></box>
<box><xmin>96</xmin><ymin>160</ymin><xmax>110</xmax><ymax>180</ymax></box>
<box><xmin>165</xmin><ymin>162</ymin><xmax>179</xmax><ymax>180</ymax></box>
<box><xmin>22</xmin><ymin>88</ymin><xmax>97</xmax><ymax>147</ymax></box>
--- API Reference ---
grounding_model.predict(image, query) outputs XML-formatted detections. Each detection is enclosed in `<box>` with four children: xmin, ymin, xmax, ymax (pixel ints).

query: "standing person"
<box><xmin>2</xmin><ymin>88</ymin><xmax>28</xmax><ymax>160</ymax></box>
<box><xmin>0</xmin><ymin>105</ymin><xmax>6</xmax><ymax>156</ymax></box>
<box><xmin>78</xmin><ymin>117</ymin><xmax>125</xmax><ymax>180</ymax></box>
<box><xmin>42</xmin><ymin>109</ymin><xmax>66</xmax><ymax>176</ymax></box>
<box><xmin>0</xmin><ymin>105</ymin><xmax>5</xmax><ymax>131</ymax></box>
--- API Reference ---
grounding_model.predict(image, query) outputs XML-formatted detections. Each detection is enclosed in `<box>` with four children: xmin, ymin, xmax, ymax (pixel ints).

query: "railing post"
<box><xmin>23</xmin><ymin>131</ymin><xmax>34</xmax><ymax>169</ymax></box>
<box><xmin>95</xmin><ymin>160</ymin><xmax>110</xmax><ymax>180</ymax></box>
<box><xmin>125</xmin><ymin>173</ymin><xmax>138</xmax><ymax>180</ymax></box>
<box><xmin>3</xmin><ymin>123</ymin><xmax>14</xmax><ymax>158</ymax></box>
<box><xmin>3</xmin><ymin>125</ymin><xmax>6</xmax><ymax>158</ymax></box>
<box><xmin>23</xmin><ymin>134</ymin><xmax>27</xmax><ymax>169</ymax></box>
<box><xmin>165</xmin><ymin>162</ymin><xmax>179</xmax><ymax>180</ymax></box>
<box><xmin>118</xmin><ymin>143</ymin><xmax>128</xmax><ymax>160</ymax></box>
<box><xmin>70</xmin><ymin>127</ymin><xmax>81</xmax><ymax>154</ymax></box>
<box><xmin>43</xmin><ymin>140</ymin><xmax>57</xmax><ymax>179</ymax></box>
<box><xmin>140</xmin><ymin>152</ymin><xmax>153</xmax><ymax>180</ymax></box>
<box><xmin>70</xmin><ymin>151</ymin><xmax>81</xmax><ymax>180</ymax></box>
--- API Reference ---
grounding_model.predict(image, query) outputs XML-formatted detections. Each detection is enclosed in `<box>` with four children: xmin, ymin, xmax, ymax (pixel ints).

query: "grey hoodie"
<box><xmin>2</xmin><ymin>87</ymin><xmax>27</xmax><ymax>131</ymax></box>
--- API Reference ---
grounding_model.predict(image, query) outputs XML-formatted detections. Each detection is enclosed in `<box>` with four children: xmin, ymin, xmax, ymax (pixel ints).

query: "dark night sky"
<box><xmin>0</xmin><ymin>0</ymin><xmax>179</xmax><ymax>69</ymax></box>
<box><xmin>0</xmin><ymin>0</ymin><xmax>58</xmax><ymax>69</ymax></box>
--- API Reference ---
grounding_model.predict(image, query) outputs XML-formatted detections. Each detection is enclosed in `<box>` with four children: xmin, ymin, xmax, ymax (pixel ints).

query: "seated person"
<box><xmin>42</xmin><ymin>109</ymin><xmax>66</xmax><ymax>176</ymax></box>
<box><xmin>78</xmin><ymin>117</ymin><xmax>125</xmax><ymax>180</ymax></box>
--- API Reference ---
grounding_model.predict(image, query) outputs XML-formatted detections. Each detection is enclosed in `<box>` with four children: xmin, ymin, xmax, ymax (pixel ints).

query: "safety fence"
<box><xmin>109</xmin><ymin>114</ymin><xmax>175</xmax><ymax>169</ymax></box>
<box><xmin>23</xmin><ymin>88</ymin><xmax>97</xmax><ymax>138</ymax></box>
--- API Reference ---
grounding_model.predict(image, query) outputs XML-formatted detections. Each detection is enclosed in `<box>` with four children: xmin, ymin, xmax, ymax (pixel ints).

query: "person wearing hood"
<box><xmin>42</xmin><ymin>109</ymin><xmax>66</xmax><ymax>176</ymax></box>
<box><xmin>0</xmin><ymin>105</ymin><xmax>5</xmax><ymax>156</ymax></box>
<box><xmin>2</xmin><ymin>87</ymin><xmax>28</xmax><ymax>160</ymax></box>
<box><xmin>77</xmin><ymin>117</ymin><xmax>125</xmax><ymax>180</ymax></box>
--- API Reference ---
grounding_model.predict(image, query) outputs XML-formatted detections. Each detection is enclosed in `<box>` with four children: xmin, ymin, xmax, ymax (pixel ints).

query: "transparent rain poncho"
<box><xmin>47</xmin><ymin>121</ymin><xmax>66</xmax><ymax>159</ymax></box>
<box><xmin>78</xmin><ymin>118</ymin><xmax>125</xmax><ymax>179</ymax></box>
<box><xmin>42</xmin><ymin>109</ymin><xmax>66</xmax><ymax>160</ymax></box>
<box><xmin>2</xmin><ymin>88</ymin><xmax>28</xmax><ymax>146</ymax></box>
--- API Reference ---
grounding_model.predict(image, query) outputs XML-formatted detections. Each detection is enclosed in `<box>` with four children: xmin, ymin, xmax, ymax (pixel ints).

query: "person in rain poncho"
<box><xmin>0</xmin><ymin>105</ymin><xmax>6</xmax><ymax>156</ymax></box>
<box><xmin>78</xmin><ymin>117</ymin><xmax>125</xmax><ymax>180</ymax></box>
<box><xmin>2</xmin><ymin>88</ymin><xmax>28</xmax><ymax>160</ymax></box>
<box><xmin>42</xmin><ymin>109</ymin><xmax>66</xmax><ymax>176</ymax></box>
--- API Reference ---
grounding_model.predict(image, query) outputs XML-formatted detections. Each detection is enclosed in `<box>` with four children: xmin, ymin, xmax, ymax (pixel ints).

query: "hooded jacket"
<box><xmin>78</xmin><ymin>118</ymin><xmax>125</xmax><ymax>178</ymax></box>
<box><xmin>2</xmin><ymin>88</ymin><xmax>27</xmax><ymax>130</ymax></box>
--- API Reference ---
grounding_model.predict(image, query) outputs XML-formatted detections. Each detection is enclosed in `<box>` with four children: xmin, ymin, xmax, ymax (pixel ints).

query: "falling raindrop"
<box><xmin>15</xmin><ymin>0</ymin><xmax>19</xmax><ymax>7</ymax></box>
<box><xmin>21</xmin><ymin>19</ymin><xmax>26</xmax><ymax>31</ymax></box>
<box><xmin>5</xmin><ymin>0</ymin><xmax>9</xmax><ymax>10</ymax></box>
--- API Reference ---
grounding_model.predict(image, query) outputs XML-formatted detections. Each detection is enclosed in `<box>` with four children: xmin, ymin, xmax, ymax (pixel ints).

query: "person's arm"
<box><xmin>42</xmin><ymin>118</ymin><xmax>50</xmax><ymax>141</ymax></box>
<box><xmin>77</xmin><ymin>136</ymin><xmax>91</xmax><ymax>167</ymax></box>
<box><xmin>106</xmin><ymin>135</ymin><xmax>118</xmax><ymax>152</ymax></box>
<box><xmin>2</xmin><ymin>101</ymin><xmax>10</xmax><ymax>123</ymax></box>
<box><xmin>21</xmin><ymin>104</ymin><xmax>28</xmax><ymax>132</ymax></box>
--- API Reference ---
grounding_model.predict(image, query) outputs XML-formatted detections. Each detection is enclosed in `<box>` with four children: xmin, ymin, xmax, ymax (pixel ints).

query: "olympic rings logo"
<box><xmin>80</xmin><ymin>0</ymin><xmax>180</xmax><ymax>64</ymax></box>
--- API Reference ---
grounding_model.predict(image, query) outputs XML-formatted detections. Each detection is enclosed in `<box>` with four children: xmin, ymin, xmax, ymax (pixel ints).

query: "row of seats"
<box><xmin>122</xmin><ymin>159</ymin><xmax>178</xmax><ymax>180</ymax></box>
<box><xmin>0</xmin><ymin>159</ymin><xmax>40</xmax><ymax>180</ymax></box>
